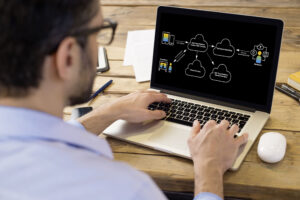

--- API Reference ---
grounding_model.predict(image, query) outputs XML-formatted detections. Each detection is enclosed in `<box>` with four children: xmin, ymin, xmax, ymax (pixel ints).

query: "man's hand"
<box><xmin>78</xmin><ymin>91</ymin><xmax>171</xmax><ymax>134</ymax></box>
<box><xmin>112</xmin><ymin>91</ymin><xmax>171</xmax><ymax>123</ymax></box>
<box><xmin>188</xmin><ymin>120</ymin><xmax>248</xmax><ymax>198</ymax></box>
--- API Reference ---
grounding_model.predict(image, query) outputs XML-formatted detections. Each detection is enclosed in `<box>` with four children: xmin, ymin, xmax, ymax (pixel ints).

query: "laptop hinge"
<box><xmin>157</xmin><ymin>88</ymin><xmax>256</xmax><ymax>113</ymax></box>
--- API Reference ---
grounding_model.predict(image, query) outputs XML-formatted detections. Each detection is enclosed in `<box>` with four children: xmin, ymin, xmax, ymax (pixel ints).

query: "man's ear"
<box><xmin>55</xmin><ymin>37</ymin><xmax>80</xmax><ymax>81</ymax></box>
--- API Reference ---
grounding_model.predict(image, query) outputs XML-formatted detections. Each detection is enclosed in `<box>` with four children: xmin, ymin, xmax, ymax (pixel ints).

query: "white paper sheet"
<box><xmin>123</xmin><ymin>29</ymin><xmax>155</xmax><ymax>66</ymax></box>
<box><xmin>123</xmin><ymin>29</ymin><xmax>155</xmax><ymax>82</ymax></box>
<box><xmin>132</xmin><ymin>42</ymin><xmax>154</xmax><ymax>82</ymax></box>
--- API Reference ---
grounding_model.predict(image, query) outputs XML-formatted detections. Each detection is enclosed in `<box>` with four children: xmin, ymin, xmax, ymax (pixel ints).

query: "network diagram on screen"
<box><xmin>158</xmin><ymin>32</ymin><xmax>270</xmax><ymax>84</ymax></box>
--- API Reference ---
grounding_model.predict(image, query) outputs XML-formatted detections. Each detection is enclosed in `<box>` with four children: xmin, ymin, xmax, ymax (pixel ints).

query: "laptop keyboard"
<box><xmin>148</xmin><ymin>98</ymin><xmax>250</xmax><ymax>133</ymax></box>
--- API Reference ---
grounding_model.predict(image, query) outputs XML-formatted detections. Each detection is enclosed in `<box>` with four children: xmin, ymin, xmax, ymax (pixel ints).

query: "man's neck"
<box><xmin>0</xmin><ymin>91</ymin><xmax>65</xmax><ymax>118</ymax></box>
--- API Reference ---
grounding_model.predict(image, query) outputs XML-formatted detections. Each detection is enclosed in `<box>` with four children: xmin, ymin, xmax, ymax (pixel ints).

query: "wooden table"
<box><xmin>64</xmin><ymin>1</ymin><xmax>300</xmax><ymax>199</ymax></box>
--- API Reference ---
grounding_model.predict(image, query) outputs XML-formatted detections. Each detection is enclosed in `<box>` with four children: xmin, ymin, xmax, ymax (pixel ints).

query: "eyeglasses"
<box><xmin>70</xmin><ymin>18</ymin><xmax>118</xmax><ymax>46</ymax></box>
<box><xmin>47</xmin><ymin>18</ymin><xmax>118</xmax><ymax>54</ymax></box>
<box><xmin>97</xmin><ymin>18</ymin><xmax>118</xmax><ymax>45</ymax></box>
<box><xmin>71</xmin><ymin>18</ymin><xmax>118</xmax><ymax>46</ymax></box>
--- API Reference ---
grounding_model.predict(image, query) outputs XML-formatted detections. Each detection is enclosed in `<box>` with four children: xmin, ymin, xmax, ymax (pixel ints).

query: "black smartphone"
<box><xmin>71</xmin><ymin>107</ymin><xmax>93</xmax><ymax>119</ymax></box>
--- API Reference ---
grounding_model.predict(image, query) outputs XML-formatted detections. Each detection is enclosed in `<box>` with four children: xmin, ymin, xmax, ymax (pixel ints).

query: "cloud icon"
<box><xmin>213</xmin><ymin>38</ymin><xmax>235</xmax><ymax>58</ymax></box>
<box><xmin>185</xmin><ymin>60</ymin><xmax>206</xmax><ymax>78</ymax></box>
<box><xmin>187</xmin><ymin>34</ymin><xmax>208</xmax><ymax>53</ymax></box>
<box><xmin>257</xmin><ymin>43</ymin><xmax>265</xmax><ymax>51</ymax></box>
<box><xmin>210</xmin><ymin>64</ymin><xmax>231</xmax><ymax>83</ymax></box>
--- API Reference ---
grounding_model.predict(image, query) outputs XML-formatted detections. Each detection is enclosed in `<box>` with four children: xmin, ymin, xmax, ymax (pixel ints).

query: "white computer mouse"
<box><xmin>257</xmin><ymin>132</ymin><xmax>286</xmax><ymax>163</ymax></box>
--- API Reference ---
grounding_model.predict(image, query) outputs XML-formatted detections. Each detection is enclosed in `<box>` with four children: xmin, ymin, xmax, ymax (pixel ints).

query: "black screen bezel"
<box><xmin>151</xmin><ymin>6</ymin><xmax>284</xmax><ymax>113</ymax></box>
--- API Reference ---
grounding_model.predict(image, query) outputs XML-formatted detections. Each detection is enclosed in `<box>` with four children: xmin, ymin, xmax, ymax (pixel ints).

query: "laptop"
<box><xmin>104</xmin><ymin>6</ymin><xmax>283</xmax><ymax>170</ymax></box>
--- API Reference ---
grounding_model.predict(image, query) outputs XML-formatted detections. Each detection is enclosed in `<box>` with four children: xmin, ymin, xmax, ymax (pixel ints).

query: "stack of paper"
<box><xmin>123</xmin><ymin>30</ymin><xmax>155</xmax><ymax>82</ymax></box>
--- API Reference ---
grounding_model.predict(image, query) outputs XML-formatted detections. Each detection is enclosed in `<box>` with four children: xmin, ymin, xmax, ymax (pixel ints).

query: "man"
<box><xmin>0</xmin><ymin>1</ymin><xmax>248</xmax><ymax>200</ymax></box>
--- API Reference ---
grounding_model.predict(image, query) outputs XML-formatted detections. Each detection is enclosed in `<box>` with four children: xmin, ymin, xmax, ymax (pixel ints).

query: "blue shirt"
<box><xmin>0</xmin><ymin>106</ymin><xmax>221</xmax><ymax>200</ymax></box>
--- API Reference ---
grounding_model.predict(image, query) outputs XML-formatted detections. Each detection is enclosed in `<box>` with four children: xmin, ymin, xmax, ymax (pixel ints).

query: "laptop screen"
<box><xmin>151</xmin><ymin>7</ymin><xmax>283</xmax><ymax>113</ymax></box>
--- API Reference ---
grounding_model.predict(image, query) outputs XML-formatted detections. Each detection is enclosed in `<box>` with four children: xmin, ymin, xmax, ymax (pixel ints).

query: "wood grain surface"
<box><xmin>65</xmin><ymin>1</ymin><xmax>300</xmax><ymax>199</ymax></box>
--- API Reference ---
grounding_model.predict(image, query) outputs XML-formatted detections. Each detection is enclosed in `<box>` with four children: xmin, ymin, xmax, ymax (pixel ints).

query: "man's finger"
<box><xmin>235</xmin><ymin>133</ymin><xmax>249</xmax><ymax>146</ymax></box>
<box><xmin>148</xmin><ymin>93</ymin><xmax>172</xmax><ymax>104</ymax></box>
<box><xmin>218</xmin><ymin>120</ymin><xmax>230</xmax><ymax>131</ymax></box>
<box><xmin>228</xmin><ymin>124</ymin><xmax>239</xmax><ymax>137</ymax></box>
<box><xmin>190</xmin><ymin>120</ymin><xmax>201</xmax><ymax>138</ymax></box>
<box><xmin>202</xmin><ymin>120</ymin><xmax>217</xmax><ymax>133</ymax></box>
<box><xmin>145</xmin><ymin>110</ymin><xmax>166</xmax><ymax>120</ymax></box>
<box><xmin>143</xmin><ymin>90</ymin><xmax>162</xmax><ymax>94</ymax></box>
<box><xmin>237</xmin><ymin>142</ymin><xmax>247</xmax><ymax>157</ymax></box>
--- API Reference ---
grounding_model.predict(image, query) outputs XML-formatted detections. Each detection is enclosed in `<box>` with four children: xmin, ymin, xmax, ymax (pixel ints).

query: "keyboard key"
<box><xmin>232</xmin><ymin>115</ymin><xmax>238</xmax><ymax>119</ymax></box>
<box><xmin>211</xmin><ymin>110</ymin><xmax>217</xmax><ymax>114</ymax></box>
<box><xmin>184</xmin><ymin>108</ymin><xmax>191</xmax><ymax>113</ymax></box>
<box><xmin>170</xmin><ymin>109</ymin><xmax>176</xmax><ymax>113</ymax></box>
<box><xmin>232</xmin><ymin>119</ymin><xmax>239</xmax><ymax>124</ymax></box>
<box><xmin>197</xmin><ymin>107</ymin><xmax>204</xmax><ymax>111</ymax></box>
<box><xmin>198</xmin><ymin>111</ymin><xmax>204</xmax><ymax>116</ymax></box>
<box><xmin>176</xmin><ymin>115</ymin><xmax>184</xmax><ymax>120</ymax></box>
<box><xmin>190</xmin><ymin>113</ymin><xmax>196</xmax><ymax>118</ymax></box>
<box><xmin>211</xmin><ymin>114</ymin><xmax>217</xmax><ymax>118</ymax></box>
<box><xmin>218</xmin><ymin>116</ymin><xmax>225</xmax><ymax>120</ymax></box>
<box><xmin>224</xmin><ymin>113</ymin><xmax>231</xmax><ymax>117</ymax></box>
<box><xmin>197</xmin><ymin>116</ymin><xmax>203</xmax><ymax>120</ymax></box>
<box><xmin>191</xmin><ymin>110</ymin><xmax>197</xmax><ymax>114</ymax></box>
<box><xmin>210</xmin><ymin>117</ymin><xmax>217</xmax><ymax>121</ymax></box>
<box><xmin>239</xmin><ymin>121</ymin><xmax>246</xmax><ymax>126</ymax></box>
<box><xmin>224</xmin><ymin>117</ymin><xmax>231</xmax><ymax>121</ymax></box>
<box><xmin>176</xmin><ymin>111</ymin><xmax>183</xmax><ymax>115</ymax></box>
<box><xmin>204</xmin><ymin>113</ymin><xmax>211</xmax><ymax>117</ymax></box>
<box><xmin>238</xmin><ymin>116</ymin><xmax>248</xmax><ymax>121</ymax></box>
<box><xmin>170</xmin><ymin>113</ymin><xmax>176</xmax><ymax>117</ymax></box>
<box><xmin>166</xmin><ymin>118</ymin><xmax>193</xmax><ymax>127</ymax></box>
<box><xmin>183</xmin><ymin>112</ymin><xmax>189</xmax><ymax>116</ymax></box>
<box><xmin>192</xmin><ymin>118</ymin><xmax>197</xmax><ymax>123</ymax></box>
<box><xmin>217</xmin><ymin>112</ymin><xmax>224</xmax><ymax>116</ymax></box>
<box><xmin>183</xmin><ymin>117</ymin><xmax>190</xmax><ymax>121</ymax></box>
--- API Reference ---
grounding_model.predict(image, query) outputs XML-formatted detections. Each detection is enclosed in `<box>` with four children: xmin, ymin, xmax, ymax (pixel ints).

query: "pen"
<box><xmin>88</xmin><ymin>79</ymin><xmax>113</xmax><ymax>102</ymax></box>
<box><xmin>281</xmin><ymin>84</ymin><xmax>300</xmax><ymax>98</ymax></box>
<box><xmin>275</xmin><ymin>84</ymin><xmax>300</xmax><ymax>103</ymax></box>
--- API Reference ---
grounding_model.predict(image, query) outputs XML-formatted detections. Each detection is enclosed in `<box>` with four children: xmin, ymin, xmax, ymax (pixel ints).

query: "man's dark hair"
<box><xmin>0</xmin><ymin>0</ymin><xmax>98</xmax><ymax>97</ymax></box>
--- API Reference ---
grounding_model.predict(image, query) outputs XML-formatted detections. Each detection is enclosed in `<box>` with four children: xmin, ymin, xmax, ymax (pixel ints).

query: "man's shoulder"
<box><xmin>0</xmin><ymin>138</ymin><xmax>165</xmax><ymax>200</ymax></box>
<box><xmin>1</xmin><ymin>138</ymin><xmax>149</xmax><ymax>181</ymax></box>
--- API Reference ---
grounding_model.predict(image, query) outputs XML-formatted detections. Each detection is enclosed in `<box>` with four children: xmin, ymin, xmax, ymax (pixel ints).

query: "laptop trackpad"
<box><xmin>104</xmin><ymin>120</ymin><xmax>191</xmax><ymax>156</ymax></box>
<box><xmin>147</xmin><ymin>121</ymin><xmax>190</xmax><ymax>153</ymax></box>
